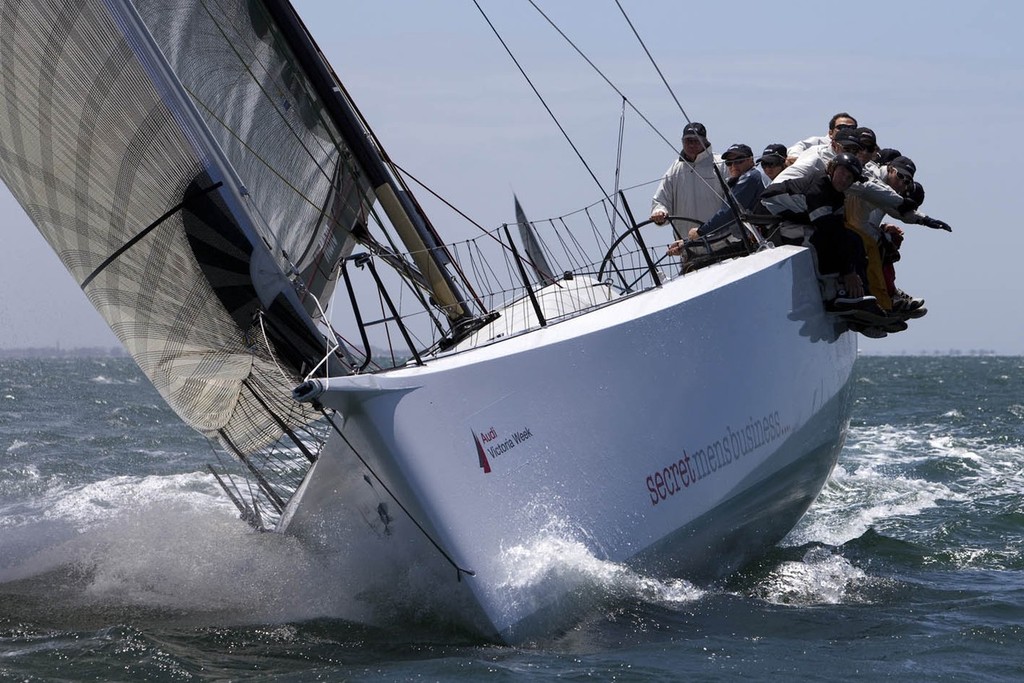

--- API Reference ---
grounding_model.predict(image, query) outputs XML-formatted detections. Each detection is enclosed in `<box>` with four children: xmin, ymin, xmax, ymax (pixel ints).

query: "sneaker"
<box><xmin>905</xmin><ymin>305</ymin><xmax>927</xmax><ymax>319</ymax></box>
<box><xmin>891</xmin><ymin>305</ymin><xmax>928</xmax><ymax>322</ymax></box>
<box><xmin>825</xmin><ymin>293</ymin><xmax>877</xmax><ymax>311</ymax></box>
<box><xmin>891</xmin><ymin>290</ymin><xmax>925</xmax><ymax>312</ymax></box>
<box><xmin>846</xmin><ymin>322</ymin><xmax>888</xmax><ymax>338</ymax></box>
<box><xmin>826</xmin><ymin>296</ymin><xmax>889</xmax><ymax>325</ymax></box>
<box><xmin>881</xmin><ymin>319</ymin><xmax>909</xmax><ymax>333</ymax></box>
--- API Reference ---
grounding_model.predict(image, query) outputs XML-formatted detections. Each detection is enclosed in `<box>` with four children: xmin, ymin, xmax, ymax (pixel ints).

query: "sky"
<box><xmin>0</xmin><ymin>0</ymin><xmax>1021</xmax><ymax>355</ymax></box>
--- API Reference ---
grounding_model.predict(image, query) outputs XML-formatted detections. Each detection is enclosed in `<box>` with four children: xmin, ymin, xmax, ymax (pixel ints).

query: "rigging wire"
<box><xmin>613</xmin><ymin>0</ymin><xmax>690</xmax><ymax>123</ymax></box>
<box><xmin>526</xmin><ymin>0</ymin><xmax>677</xmax><ymax>154</ymax></box>
<box><xmin>613</xmin><ymin>0</ymin><xmax>744</xmax><ymax>234</ymax></box>
<box><xmin>320</xmin><ymin>408</ymin><xmax>476</xmax><ymax>582</ymax></box>
<box><xmin>610</xmin><ymin>97</ymin><xmax>627</xmax><ymax>240</ymax></box>
<box><xmin>472</xmin><ymin>0</ymin><xmax>614</xmax><ymax>208</ymax></box>
<box><xmin>500</xmin><ymin>1</ymin><xmax>726</xmax><ymax>222</ymax></box>
<box><xmin>389</xmin><ymin>160</ymin><xmax>558</xmax><ymax>285</ymax></box>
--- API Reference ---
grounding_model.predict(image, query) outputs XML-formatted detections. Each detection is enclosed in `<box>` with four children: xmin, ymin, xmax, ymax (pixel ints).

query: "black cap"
<box><xmin>833</xmin><ymin>128</ymin><xmax>863</xmax><ymax>149</ymax></box>
<box><xmin>905</xmin><ymin>181</ymin><xmax>925</xmax><ymax>209</ymax></box>
<box><xmin>722</xmin><ymin>143</ymin><xmax>754</xmax><ymax>160</ymax></box>
<box><xmin>876</xmin><ymin>148</ymin><xmax>902</xmax><ymax>165</ymax></box>
<box><xmin>832</xmin><ymin>152</ymin><xmax>865</xmax><ymax>182</ymax></box>
<box><xmin>855</xmin><ymin>127</ymin><xmax>877</xmax><ymax>151</ymax></box>
<box><xmin>757</xmin><ymin>143</ymin><xmax>787</xmax><ymax>165</ymax></box>
<box><xmin>682</xmin><ymin>122</ymin><xmax>708</xmax><ymax>139</ymax></box>
<box><xmin>889</xmin><ymin>156</ymin><xmax>917</xmax><ymax>178</ymax></box>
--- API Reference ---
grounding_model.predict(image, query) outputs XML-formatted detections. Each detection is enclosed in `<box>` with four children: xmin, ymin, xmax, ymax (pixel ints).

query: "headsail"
<box><xmin>0</xmin><ymin>0</ymin><xmax>365</xmax><ymax>516</ymax></box>
<box><xmin>514</xmin><ymin>195</ymin><xmax>557</xmax><ymax>286</ymax></box>
<box><xmin>0</xmin><ymin>0</ymin><xmax>502</xmax><ymax>525</ymax></box>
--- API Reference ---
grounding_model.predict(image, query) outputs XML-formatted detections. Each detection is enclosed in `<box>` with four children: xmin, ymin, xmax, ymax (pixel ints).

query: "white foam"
<box><xmin>752</xmin><ymin>546</ymin><xmax>870</xmax><ymax>606</ymax></box>
<box><xmin>0</xmin><ymin>488</ymin><xmax>386</xmax><ymax>626</ymax></box>
<box><xmin>504</xmin><ymin>537</ymin><xmax>700</xmax><ymax>605</ymax></box>
<box><xmin>497</xmin><ymin>518</ymin><xmax>704</xmax><ymax>616</ymax></box>
<box><xmin>790</xmin><ymin>418</ymin><xmax>1024</xmax><ymax>550</ymax></box>
<box><xmin>39</xmin><ymin>472</ymin><xmax>234</xmax><ymax>529</ymax></box>
<box><xmin>5</xmin><ymin>439</ymin><xmax>29</xmax><ymax>453</ymax></box>
<box><xmin>786</xmin><ymin>424</ymin><xmax>956</xmax><ymax>547</ymax></box>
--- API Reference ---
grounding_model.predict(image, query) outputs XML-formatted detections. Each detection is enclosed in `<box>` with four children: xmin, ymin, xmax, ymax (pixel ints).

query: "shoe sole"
<box><xmin>846</xmin><ymin>322</ymin><xmax>888</xmax><ymax>338</ymax></box>
<box><xmin>833</xmin><ymin>308</ymin><xmax>891</xmax><ymax>326</ymax></box>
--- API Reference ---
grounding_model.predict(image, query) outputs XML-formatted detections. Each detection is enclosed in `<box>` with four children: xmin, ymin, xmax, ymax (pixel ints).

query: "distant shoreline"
<box><xmin>0</xmin><ymin>346</ymin><xmax>1015</xmax><ymax>359</ymax></box>
<box><xmin>0</xmin><ymin>346</ymin><xmax>128</xmax><ymax>359</ymax></box>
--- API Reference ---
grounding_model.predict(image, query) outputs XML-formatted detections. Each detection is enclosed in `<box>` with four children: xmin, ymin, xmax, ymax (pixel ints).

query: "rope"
<box><xmin>320</xmin><ymin>407</ymin><xmax>476</xmax><ymax>582</ymax></box>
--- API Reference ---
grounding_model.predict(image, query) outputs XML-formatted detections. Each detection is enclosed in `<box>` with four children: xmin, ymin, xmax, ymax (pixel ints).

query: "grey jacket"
<box><xmin>652</xmin><ymin>147</ymin><xmax>727</xmax><ymax>239</ymax></box>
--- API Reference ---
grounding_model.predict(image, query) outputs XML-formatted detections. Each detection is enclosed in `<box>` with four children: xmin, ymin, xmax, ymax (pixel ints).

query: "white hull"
<box><xmin>281</xmin><ymin>245</ymin><xmax>857</xmax><ymax>641</ymax></box>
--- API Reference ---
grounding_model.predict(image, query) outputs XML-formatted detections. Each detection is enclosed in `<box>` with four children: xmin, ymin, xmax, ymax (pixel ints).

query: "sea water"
<box><xmin>1</xmin><ymin>355</ymin><xmax>1022</xmax><ymax>681</ymax></box>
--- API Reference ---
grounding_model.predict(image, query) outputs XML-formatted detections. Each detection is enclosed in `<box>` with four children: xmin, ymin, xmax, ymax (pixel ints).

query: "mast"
<box><xmin>260</xmin><ymin>0</ymin><xmax>478</xmax><ymax>325</ymax></box>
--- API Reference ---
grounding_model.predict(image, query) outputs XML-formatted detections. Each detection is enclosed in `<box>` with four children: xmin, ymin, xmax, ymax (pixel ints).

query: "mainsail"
<box><xmin>0</xmin><ymin>0</ymin><xmax>480</xmax><ymax>522</ymax></box>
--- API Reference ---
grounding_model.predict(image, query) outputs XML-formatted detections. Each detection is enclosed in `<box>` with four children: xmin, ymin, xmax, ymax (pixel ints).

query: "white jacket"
<box><xmin>787</xmin><ymin>135</ymin><xmax>829</xmax><ymax>158</ymax></box>
<box><xmin>771</xmin><ymin>143</ymin><xmax>833</xmax><ymax>185</ymax></box>
<box><xmin>651</xmin><ymin>147</ymin><xmax>727</xmax><ymax>239</ymax></box>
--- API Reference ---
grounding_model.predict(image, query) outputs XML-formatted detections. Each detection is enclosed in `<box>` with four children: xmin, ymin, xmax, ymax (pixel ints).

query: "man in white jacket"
<box><xmin>773</xmin><ymin>127</ymin><xmax>863</xmax><ymax>185</ymax></box>
<box><xmin>650</xmin><ymin>122</ymin><xmax>726</xmax><ymax>240</ymax></box>
<box><xmin>786</xmin><ymin>111</ymin><xmax>857</xmax><ymax>163</ymax></box>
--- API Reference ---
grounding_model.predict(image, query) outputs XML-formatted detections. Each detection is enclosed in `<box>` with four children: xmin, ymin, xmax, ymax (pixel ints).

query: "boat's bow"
<box><xmin>281</xmin><ymin>245</ymin><xmax>857</xmax><ymax>641</ymax></box>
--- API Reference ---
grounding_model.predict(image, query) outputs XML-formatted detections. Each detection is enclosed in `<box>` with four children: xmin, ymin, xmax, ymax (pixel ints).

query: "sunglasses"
<box><xmin>894</xmin><ymin>170</ymin><xmax>913</xmax><ymax>183</ymax></box>
<box><xmin>760</xmin><ymin>160</ymin><xmax>782</xmax><ymax>168</ymax></box>
<box><xmin>835</xmin><ymin>123</ymin><xmax>857</xmax><ymax>130</ymax></box>
<box><xmin>840</xmin><ymin>145</ymin><xmax>862</xmax><ymax>153</ymax></box>
<box><xmin>724</xmin><ymin>158</ymin><xmax>751</xmax><ymax>167</ymax></box>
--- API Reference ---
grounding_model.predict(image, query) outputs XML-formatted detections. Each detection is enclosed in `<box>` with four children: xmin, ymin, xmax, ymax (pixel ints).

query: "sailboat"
<box><xmin>0</xmin><ymin>1</ymin><xmax>856</xmax><ymax>641</ymax></box>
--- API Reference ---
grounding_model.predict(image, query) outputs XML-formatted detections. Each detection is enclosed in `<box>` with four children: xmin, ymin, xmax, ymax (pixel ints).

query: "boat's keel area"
<box><xmin>281</xmin><ymin>247</ymin><xmax>858</xmax><ymax>642</ymax></box>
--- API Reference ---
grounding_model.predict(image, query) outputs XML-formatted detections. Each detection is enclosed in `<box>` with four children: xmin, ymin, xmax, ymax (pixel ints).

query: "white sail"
<box><xmin>0</xmin><ymin>0</ymin><xmax>336</xmax><ymax>510</ymax></box>
<box><xmin>514</xmin><ymin>195</ymin><xmax>558</xmax><ymax>286</ymax></box>
<box><xmin>134</xmin><ymin>0</ymin><xmax>372</xmax><ymax>314</ymax></box>
<box><xmin>0</xmin><ymin>0</ymin><xmax>492</xmax><ymax>525</ymax></box>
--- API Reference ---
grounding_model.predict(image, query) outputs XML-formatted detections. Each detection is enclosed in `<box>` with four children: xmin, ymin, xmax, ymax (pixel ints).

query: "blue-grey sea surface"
<box><xmin>1</xmin><ymin>355</ymin><xmax>1022</xmax><ymax>681</ymax></box>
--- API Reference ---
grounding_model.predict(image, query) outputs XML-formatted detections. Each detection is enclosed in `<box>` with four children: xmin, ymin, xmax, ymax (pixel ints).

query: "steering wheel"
<box><xmin>596</xmin><ymin>215</ymin><xmax>702</xmax><ymax>288</ymax></box>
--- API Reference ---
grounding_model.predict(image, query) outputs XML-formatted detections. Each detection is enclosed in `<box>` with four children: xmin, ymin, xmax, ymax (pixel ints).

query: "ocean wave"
<box><xmin>499</xmin><ymin>526</ymin><xmax>704</xmax><ymax>609</ymax></box>
<box><xmin>749</xmin><ymin>546</ymin><xmax>870</xmax><ymax>606</ymax></box>
<box><xmin>4</xmin><ymin>439</ymin><xmax>29</xmax><ymax>453</ymax></box>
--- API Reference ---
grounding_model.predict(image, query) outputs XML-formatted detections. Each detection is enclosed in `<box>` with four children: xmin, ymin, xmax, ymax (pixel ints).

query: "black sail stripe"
<box><xmin>80</xmin><ymin>181</ymin><xmax>223</xmax><ymax>289</ymax></box>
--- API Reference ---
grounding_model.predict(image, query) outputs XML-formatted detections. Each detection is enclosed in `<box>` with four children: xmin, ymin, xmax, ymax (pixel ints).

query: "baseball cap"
<box><xmin>889</xmin><ymin>156</ymin><xmax>917</xmax><ymax>178</ymax></box>
<box><xmin>757</xmin><ymin>143</ymin><xmax>787</xmax><ymax>165</ymax></box>
<box><xmin>682</xmin><ymin>122</ymin><xmax>708</xmax><ymax>139</ymax></box>
<box><xmin>722</xmin><ymin>143</ymin><xmax>754</xmax><ymax>160</ymax></box>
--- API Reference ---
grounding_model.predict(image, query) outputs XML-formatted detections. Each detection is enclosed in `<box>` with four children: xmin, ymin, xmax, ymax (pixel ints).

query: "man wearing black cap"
<box><xmin>844</xmin><ymin>127</ymin><xmax>894</xmax><ymax>307</ymax></box>
<box><xmin>847</xmin><ymin>153</ymin><xmax>951</xmax><ymax>313</ymax></box>
<box><xmin>854</xmin><ymin>127</ymin><xmax>878</xmax><ymax>164</ymax></box>
<box><xmin>650</xmin><ymin>122</ymin><xmax>727</xmax><ymax>240</ymax></box>
<box><xmin>787</xmin><ymin>111</ymin><xmax>858</xmax><ymax>162</ymax></box>
<box><xmin>846</xmin><ymin>154</ymin><xmax>952</xmax><ymax>234</ymax></box>
<box><xmin>757</xmin><ymin>144</ymin><xmax>787</xmax><ymax>181</ymax></box>
<box><xmin>773</xmin><ymin>127</ymin><xmax>864</xmax><ymax>186</ymax></box>
<box><xmin>665</xmin><ymin>143</ymin><xmax>765</xmax><ymax>253</ymax></box>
